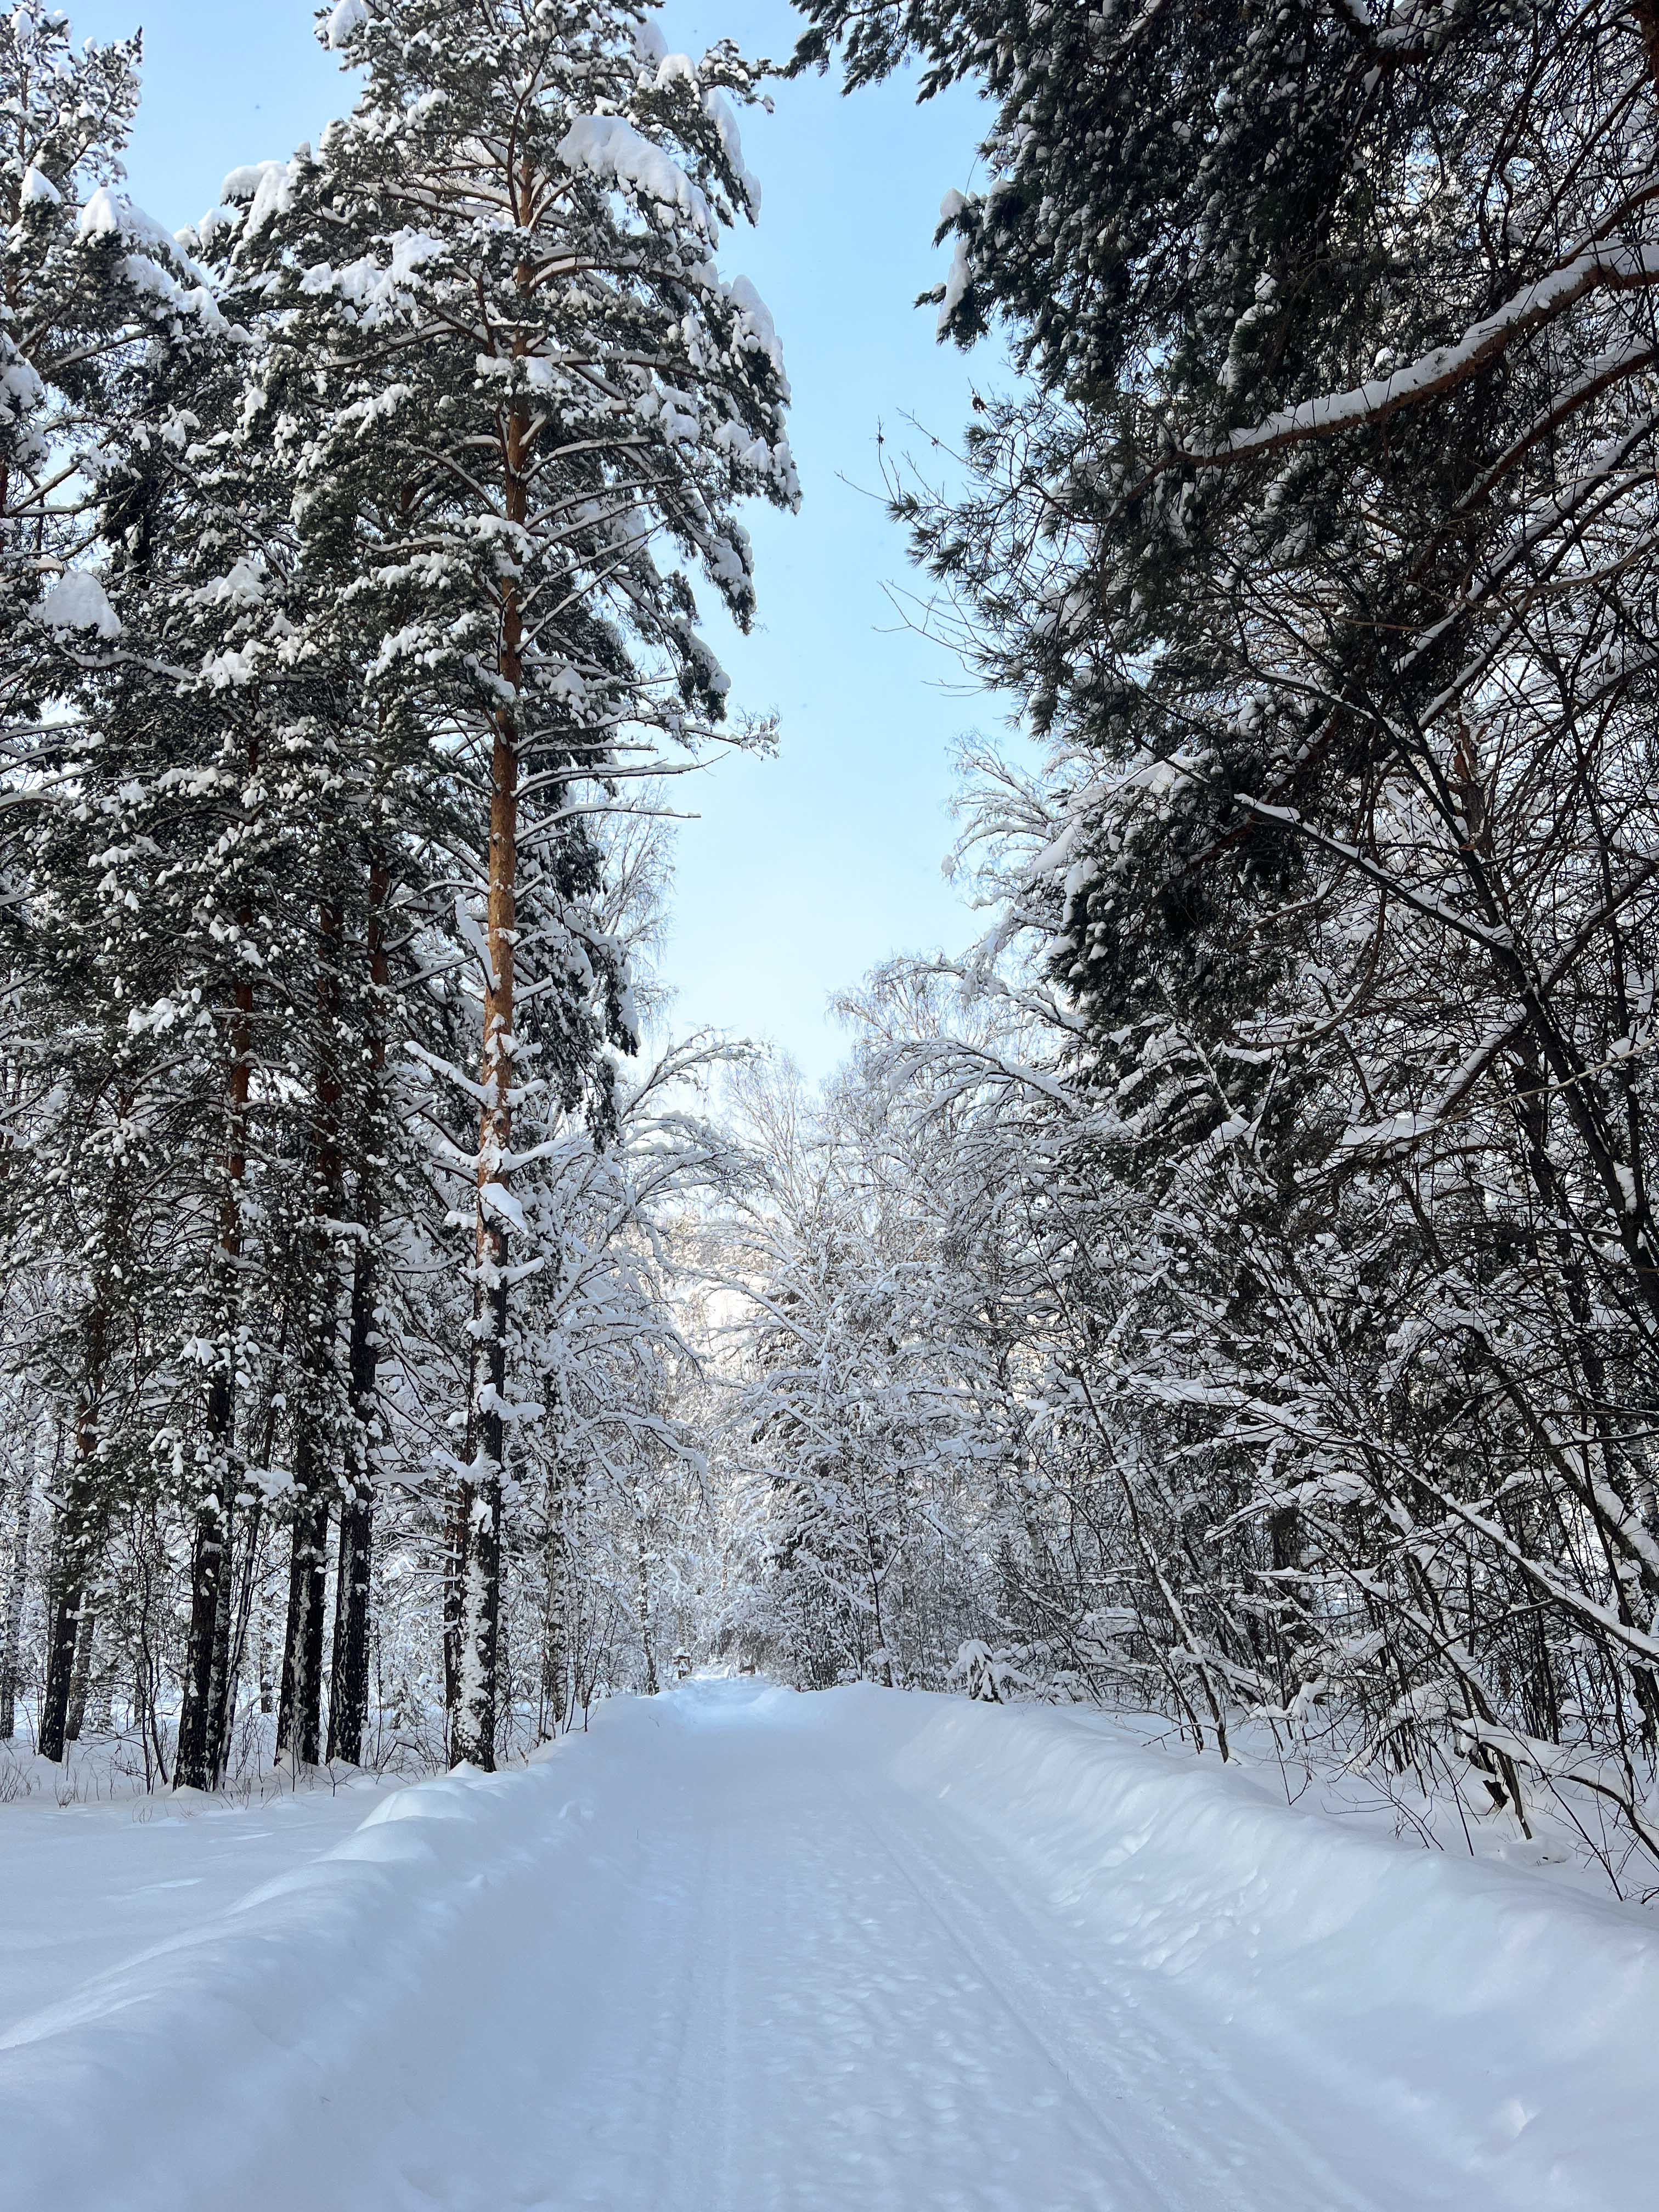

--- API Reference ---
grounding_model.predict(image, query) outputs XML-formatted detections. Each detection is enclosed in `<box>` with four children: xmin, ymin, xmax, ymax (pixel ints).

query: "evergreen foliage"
<box><xmin>0</xmin><ymin>0</ymin><xmax>791</xmax><ymax>1784</ymax></box>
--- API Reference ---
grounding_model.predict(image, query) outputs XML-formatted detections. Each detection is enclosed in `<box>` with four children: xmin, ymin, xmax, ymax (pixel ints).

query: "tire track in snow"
<box><xmin>655</xmin><ymin>1816</ymin><xmax>740</xmax><ymax>2212</ymax></box>
<box><xmin>846</xmin><ymin>1779</ymin><xmax>1387</xmax><ymax>2212</ymax></box>
<box><xmin>844</xmin><ymin>1786</ymin><xmax>1176</xmax><ymax>2209</ymax></box>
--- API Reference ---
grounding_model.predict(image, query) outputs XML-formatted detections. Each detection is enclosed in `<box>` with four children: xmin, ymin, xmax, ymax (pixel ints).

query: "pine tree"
<box><xmin>1</xmin><ymin>4</ymin><xmax>245</xmax><ymax>1769</ymax></box>
<box><xmin>2</xmin><ymin>3</ymin><xmax>141</xmax><ymax>661</ymax></box>
<box><xmin>220</xmin><ymin>0</ymin><xmax>794</xmax><ymax>1766</ymax></box>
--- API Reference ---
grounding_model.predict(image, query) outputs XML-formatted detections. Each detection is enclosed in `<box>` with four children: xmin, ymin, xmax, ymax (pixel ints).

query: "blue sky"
<box><xmin>71</xmin><ymin>0</ymin><xmax>1003</xmax><ymax>1079</ymax></box>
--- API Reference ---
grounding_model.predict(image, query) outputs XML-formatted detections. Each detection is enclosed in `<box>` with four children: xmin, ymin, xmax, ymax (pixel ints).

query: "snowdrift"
<box><xmin>0</xmin><ymin>1760</ymin><xmax>574</xmax><ymax>2209</ymax></box>
<box><xmin>855</xmin><ymin>1688</ymin><xmax>1659</xmax><ymax>2208</ymax></box>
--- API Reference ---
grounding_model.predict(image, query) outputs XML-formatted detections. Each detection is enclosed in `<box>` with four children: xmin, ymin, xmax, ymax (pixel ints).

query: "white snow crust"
<box><xmin>0</xmin><ymin>1682</ymin><xmax>1650</xmax><ymax>2208</ymax></box>
<box><xmin>557</xmin><ymin>115</ymin><xmax>712</xmax><ymax>234</ymax></box>
<box><xmin>27</xmin><ymin>571</ymin><xmax>121</xmax><ymax>639</ymax></box>
<box><xmin>324</xmin><ymin>0</ymin><xmax>370</xmax><ymax>47</ymax></box>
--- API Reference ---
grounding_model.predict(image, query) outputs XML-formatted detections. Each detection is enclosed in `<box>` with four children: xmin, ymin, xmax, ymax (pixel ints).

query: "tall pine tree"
<box><xmin>218</xmin><ymin>0</ymin><xmax>794</xmax><ymax>1764</ymax></box>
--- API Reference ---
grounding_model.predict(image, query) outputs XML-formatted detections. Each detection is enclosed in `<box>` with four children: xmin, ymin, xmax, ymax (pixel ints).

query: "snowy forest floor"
<box><xmin>0</xmin><ymin>1681</ymin><xmax>1653</xmax><ymax>2211</ymax></box>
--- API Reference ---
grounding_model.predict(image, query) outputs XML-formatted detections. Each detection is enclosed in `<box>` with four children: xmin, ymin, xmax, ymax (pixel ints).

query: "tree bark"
<box><xmin>37</xmin><ymin>1576</ymin><xmax>81</xmax><ymax>1762</ymax></box>
<box><xmin>327</xmin><ymin>1212</ymin><xmax>377</xmax><ymax>1767</ymax></box>
<box><xmin>0</xmin><ymin>1423</ymin><xmax>37</xmax><ymax>1742</ymax></box>
<box><xmin>41</xmin><ymin>1319</ymin><xmax>109</xmax><ymax>1763</ymax></box>
<box><xmin>216</xmin><ymin>1491</ymin><xmax>263</xmax><ymax>1780</ymax></box>
<box><xmin>443</xmin><ymin>1489</ymin><xmax>466</xmax><ymax>1741</ymax></box>
<box><xmin>538</xmin><ymin>1465</ymin><xmax>568</xmax><ymax>1740</ymax></box>
<box><xmin>328</xmin><ymin>857</ymin><xmax>387</xmax><ymax>1767</ymax></box>
<box><xmin>1637</xmin><ymin>0</ymin><xmax>1659</xmax><ymax>103</ymax></box>
<box><xmin>257</xmin><ymin>1577</ymin><xmax>275</xmax><ymax>1717</ymax></box>
<box><xmin>64</xmin><ymin>1600</ymin><xmax>96</xmax><ymax>1743</ymax></box>
<box><xmin>279</xmin><ymin>897</ymin><xmax>349</xmax><ymax>1768</ymax></box>
<box><xmin>275</xmin><ymin>1474</ymin><xmax>329</xmax><ymax>1768</ymax></box>
<box><xmin>176</xmin><ymin>1378</ymin><xmax>233</xmax><ymax>1791</ymax></box>
<box><xmin>177</xmin><ymin>854</ymin><xmax>256</xmax><ymax>1790</ymax></box>
<box><xmin>328</xmin><ymin>1493</ymin><xmax>373</xmax><ymax>1765</ymax></box>
<box><xmin>201</xmin><ymin>1490</ymin><xmax>237</xmax><ymax>1779</ymax></box>
<box><xmin>450</xmin><ymin>372</ymin><xmax>528</xmax><ymax>1773</ymax></box>
<box><xmin>635</xmin><ymin>1491</ymin><xmax>659</xmax><ymax>1696</ymax></box>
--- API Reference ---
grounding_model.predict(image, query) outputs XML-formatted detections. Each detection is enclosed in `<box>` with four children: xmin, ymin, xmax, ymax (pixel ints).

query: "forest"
<box><xmin>7</xmin><ymin>0</ymin><xmax>1659</xmax><ymax>1906</ymax></box>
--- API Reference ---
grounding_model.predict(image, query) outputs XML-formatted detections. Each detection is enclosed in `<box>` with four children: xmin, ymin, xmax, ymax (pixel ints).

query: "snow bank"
<box><xmin>869</xmin><ymin>1692</ymin><xmax>1659</xmax><ymax>2208</ymax></box>
<box><xmin>0</xmin><ymin>1759</ymin><xmax>572</xmax><ymax>2210</ymax></box>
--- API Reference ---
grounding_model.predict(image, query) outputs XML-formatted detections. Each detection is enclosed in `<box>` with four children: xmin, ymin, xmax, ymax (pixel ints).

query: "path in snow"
<box><xmin>2</xmin><ymin>1679</ymin><xmax>1652</xmax><ymax>2210</ymax></box>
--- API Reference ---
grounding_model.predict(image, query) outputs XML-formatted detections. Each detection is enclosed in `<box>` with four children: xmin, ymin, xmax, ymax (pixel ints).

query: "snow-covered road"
<box><xmin>2</xmin><ymin>1680</ymin><xmax>1652</xmax><ymax>2209</ymax></box>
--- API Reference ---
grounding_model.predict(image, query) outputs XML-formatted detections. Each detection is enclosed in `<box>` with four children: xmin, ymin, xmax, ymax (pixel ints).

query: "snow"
<box><xmin>705</xmin><ymin>89</ymin><xmax>761</xmax><ymax>217</ymax></box>
<box><xmin>187</xmin><ymin>557</ymin><xmax>267</xmax><ymax>609</ymax></box>
<box><xmin>726</xmin><ymin>273</ymin><xmax>787</xmax><ymax>386</ymax></box>
<box><xmin>324</xmin><ymin>0</ymin><xmax>370</xmax><ymax>47</ymax></box>
<box><xmin>75</xmin><ymin>185</ymin><xmax>207</xmax><ymax>279</ymax></box>
<box><xmin>27</xmin><ymin>571</ymin><xmax>121</xmax><ymax>639</ymax></box>
<box><xmin>557</xmin><ymin>115</ymin><xmax>712</xmax><ymax>236</ymax></box>
<box><xmin>0</xmin><ymin>1680</ymin><xmax>1651</xmax><ymax>2209</ymax></box>
<box><xmin>1201</xmin><ymin>238</ymin><xmax>1659</xmax><ymax>462</ymax></box>
<box><xmin>244</xmin><ymin>156</ymin><xmax>305</xmax><ymax>241</ymax></box>
<box><xmin>73</xmin><ymin>184</ymin><xmax>228</xmax><ymax>332</ymax></box>
<box><xmin>0</xmin><ymin>1761</ymin><xmax>407</xmax><ymax>2031</ymax></box>
<box><xmin>307</xmin><ymin>230</ymin><xmax>447</xmax><ymax>317</ymax></box>
<box><xmin>219</xmin><ymin>161</ymin><xmax>283</xmax><ymax>204</ymax></box>
<box><xmin>632</xmin><ymin>17</ymin><xmax>668</xmax><ymax>66</ymax></box>
<box><xmin>0</xmin><ymin>358</ymin><xmax>44</xmax><ymax>412</ymax></box>
<box><xmin>478</xmin><ymin>1177</ymin><xmax>528</xmax><ymax>1234</ymax></box>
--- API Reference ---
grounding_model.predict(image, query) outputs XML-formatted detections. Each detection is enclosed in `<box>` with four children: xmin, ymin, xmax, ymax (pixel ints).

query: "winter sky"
<box><xmin>70</xmin><ymin>0</ymin><xmax>998</xmax><ymax>1080</ymax></box>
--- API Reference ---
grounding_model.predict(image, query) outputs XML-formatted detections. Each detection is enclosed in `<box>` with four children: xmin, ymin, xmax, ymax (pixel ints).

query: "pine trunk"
<box><xmin>280</xmin><ymin>897</ymin><xmax>349</xmax><ymax>1768</ymax></box>
<box><xmin>442</xmin><ymin>1492</ymin><xmax>466</xmax><ymax>1736</ymax></box>
<box><xmin>275</xmin><ymin>1474</ymin><xmax>329</xmax><ymax>1768</ymax></box>
<box><xmin>326</xmin><ymin>1231</ymin><xmax>377</xmax><ymax>1765</ymax></box>
<box><xmin>635</xmin><ymin>1498</ymin><xmax>659</xmax><ymax>1697</ymax></box>
<box><xmin>328</xmin><ymin>1494</ymin><xmax>372</xmax><ymax>1764</ymax></box>
<box><xmin>176</xmin><ymin>1367</ymin><xmax>235</xmax><ymax>1790</ymax></box>
<box><xmin>327</xmin><ymin>860</ymin><xmax>387</xmax><ymax>1767</ymax></box>
<box><xmin>64</xmin><ymin>1601</ymin><xmax>95</xmax><ymax>1743</ymax></box>
<box><xmin>37</xmin><ymin>1595</ymin><xmax>78</xmax><ymax>1762</ymax></box>
<box><xmin>177</xmin><ymin>876</ymin><xmax>255</xmax><ymax>1790</ymax></box>
<box><xmin>257</xmin><ymin>1580</ymin><xmax>275</xmax><ymax>1717</ymax></box>
<box><xmin>0</xmin><ymin>1423</ymin><xmax>37</xmax><ymax>1741</ymax></box>
<box><xmin>450</xmin><ymin>377</ymin><xmax>528</xmax><ymax>1773</ymax></box>
<box><xmin>41</xmin><ymin>1306</ymin><xmax>109</xmax><ymax>1763</ymax></box>
<box><xmin>202</xmin><ymin>1496</ymin><xmax>236</xmax><ymax>1781</ymax></box>
<box><xmin>538</xmin><ymin>1468</ymin><xmax>568</xmax><ymax>1740</ymax></box>
<box><xmin>217</xmin><ymin>1490</ymin><xmax>266</xmax><ymax>1776</ymax></box>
